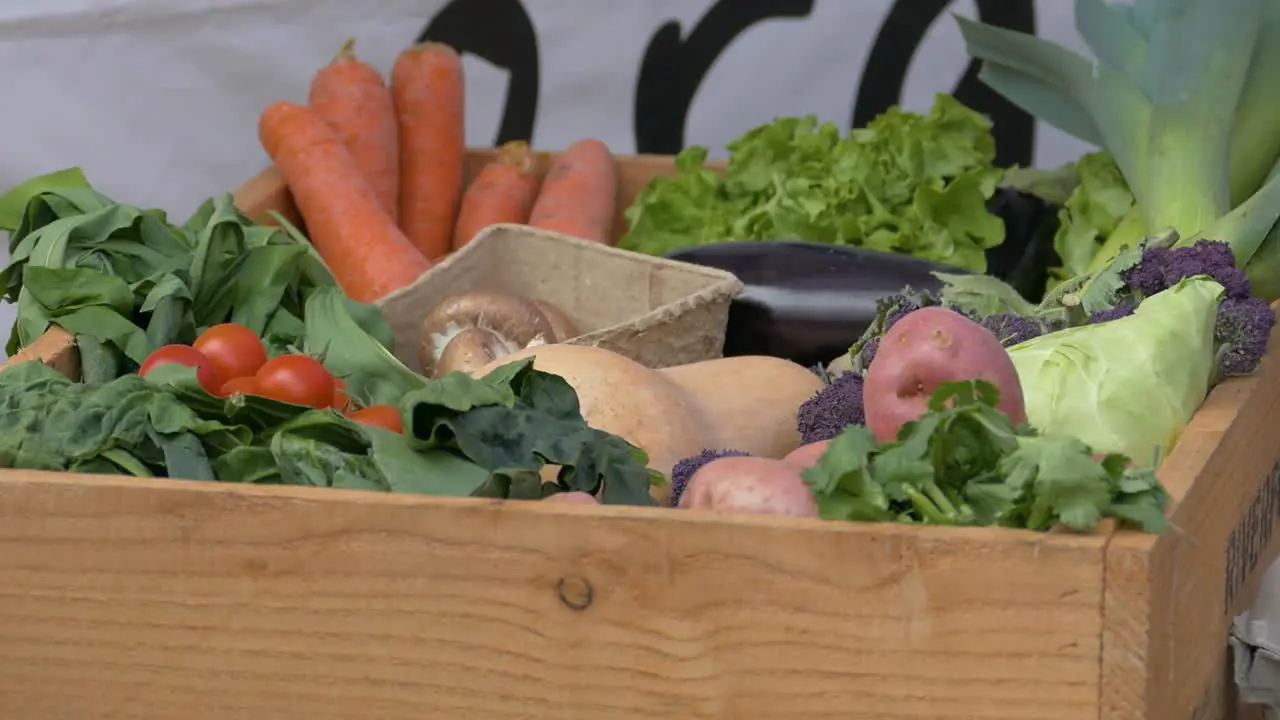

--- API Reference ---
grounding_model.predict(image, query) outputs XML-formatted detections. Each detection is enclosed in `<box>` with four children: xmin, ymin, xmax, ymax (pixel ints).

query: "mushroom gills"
<box><xmin>418</xmin><ymin>290</ymin><xmax>559</xmax><ymax>377</ymax></box>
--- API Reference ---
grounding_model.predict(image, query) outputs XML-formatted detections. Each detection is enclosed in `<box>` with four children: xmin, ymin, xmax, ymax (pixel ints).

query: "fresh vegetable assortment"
<box><xmin>0</xmin><ymin>172</ymin><xmax>656</xmax><ymax>505</ymax></box>
<box><xmin>0</xmin><ymin>351</ymin><xmax>655</xmax><ymax>505</ymax></box>
<box><xmin>10</xmin><ymin>0</ymin><xmax>1280</xmax><ymax>539</ymax></box>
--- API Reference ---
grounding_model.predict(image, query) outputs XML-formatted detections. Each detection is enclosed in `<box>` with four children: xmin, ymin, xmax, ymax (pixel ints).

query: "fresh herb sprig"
<box><xmin>802</xmin><ymin>380</ymin><xmax>1169</xmax><ymax>532</ymax></box>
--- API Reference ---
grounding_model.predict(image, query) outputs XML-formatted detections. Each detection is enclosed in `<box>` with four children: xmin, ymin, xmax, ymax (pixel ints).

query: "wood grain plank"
<box><xmin>1101</xmin><ymin>314</ymin><xmax>1280</xmax><ymax>720</ymax></box>
<box><xmin>0</xmin><ymin>472</ymin><xmax>1106</xmax><ymax>720</ymax></box>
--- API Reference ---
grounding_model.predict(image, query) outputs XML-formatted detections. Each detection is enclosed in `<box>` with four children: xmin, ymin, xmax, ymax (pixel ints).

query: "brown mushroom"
<box><xmin>434</xmin><ymin>327</ymin><xmax>514</xmax><ymax>376</ymax></box>
<box><xmin>419</xmin><ymin>290</ymin><xmax>556</xmax><ymax>378</ymax></box>
<box><xmin>532</xmin><ymin>299</ymin><xmax>578</xmax><ymax>342</ymax></box>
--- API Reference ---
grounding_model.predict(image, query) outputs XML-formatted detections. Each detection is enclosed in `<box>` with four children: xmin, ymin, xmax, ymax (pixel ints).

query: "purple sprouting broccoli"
<box><xmin>856</xmin><ymin>291</ymin><xmax>976</xmax><ymax>368</ymax></box>
<box><xmin>796</xmin><ymin>371</ymin><xmax>865</xmax><ymax>444</ymax></box>
<box><xmin>1124</xmin><ymin>240</ymin><xmax>1252</xmax><ymax>300</ymax></box>
<box><xmin>979</xmin><ymin>313</ymin><xmax>1049</xmax><ymax>347</ymax></box>
<box><xmin>670</xmin><ymin>449</ymin><xmax>751</xmax><ymax>506</ymax></box>
<box><xmin>855</xmin><ymin>335</ymin><xmax>880</xmax><ymax>369</ymax></box>
<box><xmin>1086</xmin><ymin>302</ymin><xmax>1136</xmax><ymax>325</ymax></box>
<box><xmin>1216</xmin><ymin>296</ymin><xmax>1277</xmax><ymax>377</ymax></box>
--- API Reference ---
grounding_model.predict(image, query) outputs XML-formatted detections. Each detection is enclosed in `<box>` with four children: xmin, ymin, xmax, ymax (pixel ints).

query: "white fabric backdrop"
<box><xmin>0</xmin><ymin>0</ymin><xmax>1095</xmax><ymax>354</ymax></box>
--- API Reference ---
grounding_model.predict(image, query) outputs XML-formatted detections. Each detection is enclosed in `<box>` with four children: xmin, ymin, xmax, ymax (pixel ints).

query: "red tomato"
<box><xmin>254</xmin><ymin>354</ymin><xmax>335</xmax><ymax>408</ymax></box>
<box><xmin>194</xmin><ymin>323</ymin><xmax>268</xmax><ymax>383</ymax></box>
<box><xmin>332</xmin><ymin>378</ymin><xmax>353</xmax><ymax>413</ymax></box>
<box><xmin>139</xmin><ymin>344</ymin><xmax>222</xmax><ymax>394</ymax></box>
<box><xmin>349</xmin><ymin>404</ymin><xmax>404</xmax><ymax>433</ymax></box>
<box><xmin>219</xmin><ymin>375</ymin><xmax>260</xmax><ymax>397</ymax></box>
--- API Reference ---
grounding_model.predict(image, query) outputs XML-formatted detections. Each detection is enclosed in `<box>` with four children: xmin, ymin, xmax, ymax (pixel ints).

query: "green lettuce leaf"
<box><xmin>1047</xmin><ymin>151</ymin><xmax>1137</xmax><ymax>289</ymax></box>
<box><xmin>619</xmin><ymin>94</ymin><xmax>1006</xmax><ymax>272</ymax></box>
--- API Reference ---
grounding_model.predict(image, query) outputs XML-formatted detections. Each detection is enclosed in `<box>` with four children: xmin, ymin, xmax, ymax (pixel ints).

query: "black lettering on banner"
<box><xmin>853</xmin><ymin>0</ymin><xmax>1036</xmax><ymax>168</ymax></box>
<box><xmin>419</xmin><ymin>0</ymin><xmax>539</xmax><ymax>145</ymax></box>
<box><xmin>1223</xmin><ymin>460</ymin><xmax>1280</xmax><ymax>612</ymax></box>
<box><xmin>633</xmin><ymin>0</ymin><xmax>816</xmax><ymax>155</ymax></box>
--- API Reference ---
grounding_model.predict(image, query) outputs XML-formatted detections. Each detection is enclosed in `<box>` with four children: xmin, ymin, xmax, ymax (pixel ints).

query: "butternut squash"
<box><xmin>473</xmin><ymin>344</ymin><xmax>714</xmax><ymax>477</ymax></box>
<box><xmin>657</xmin><ymin>355</ymin><xmax>823</xmax><ymax>459</ymax></box>
<box><xmin>472</xmin><ymin>346</ymin><xmax>823</xmax><ymax>478</ymax></box>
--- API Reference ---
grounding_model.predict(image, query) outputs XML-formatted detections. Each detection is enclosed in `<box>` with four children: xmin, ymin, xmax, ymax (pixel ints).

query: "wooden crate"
<box><xmin>1</xmin><ymin>151</ymin><xmax>1278</xmax><ymax>720</ymax></box>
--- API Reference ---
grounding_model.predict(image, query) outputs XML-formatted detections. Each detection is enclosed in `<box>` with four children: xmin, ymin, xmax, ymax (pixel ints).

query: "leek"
<box><xmin>955</xmin><ymin>0</ymin><xmax>1280</xmax><ymax>280</ymax></box>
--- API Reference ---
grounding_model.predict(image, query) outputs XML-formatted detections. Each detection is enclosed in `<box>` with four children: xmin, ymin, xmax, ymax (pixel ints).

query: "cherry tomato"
<box><xmin>139</xmin><ymin>344</ymin><xmax>222</xmax><ymax>394</ymax></box>
<box><xmin>219</xmin><ymin>375</ymin><xmax>260</xmax><ymax>397</ymax></box>
<box><xmin>253</xmin><ymin>354</ymin><xmax>335</xmax><ymax>408</ymax></box>
<box><xmin>349</xmin><ymin>404</ymin><xmax>404</xmax><ymax>433</ymax></box>
<box><xmin>332</xmin><ymin>378</ymin><xmax>353</xmax><ymax>413</ymax></box>
<box><xmin>194</xmin><ymin>323</ymin><xmax>268</xmax><ymax>383</ymax></box>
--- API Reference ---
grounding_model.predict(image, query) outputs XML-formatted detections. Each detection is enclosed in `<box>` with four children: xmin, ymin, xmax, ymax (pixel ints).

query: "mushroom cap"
<box><xmin>419</xmin><ymin>290</ymin><xmax>555</xmax><ymax>377</ymax></box>
<box><xmin>532</xmin><ymin>299</ymin><xmax>578</xmax><ymax>342</ymax></box>
<box><xmin>433</xmin><ymin>327</ymin><xmax>510</xmax><ymax>378</ymax></box>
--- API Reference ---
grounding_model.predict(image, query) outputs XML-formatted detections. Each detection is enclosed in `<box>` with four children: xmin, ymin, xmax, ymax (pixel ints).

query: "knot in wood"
<box><xmin>556</xmin><ymin>575</ymin><xmax>593</xmax><ymax>611</ymax></box>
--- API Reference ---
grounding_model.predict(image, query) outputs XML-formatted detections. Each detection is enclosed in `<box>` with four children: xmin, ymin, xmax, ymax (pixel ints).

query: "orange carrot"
<box><xmin>452</xmin><ymin>141</ymin><xmax>540</xmax><ymax>250</ymax></box>
<box><xmin>527</xmin><ymin>138</ymin><xmax>619</xmax><ymax>244</ymax></box>
<box><xmin>306</xmin><ymin>40</ymin><xmax>399</xmax><ymax>223</ymax></box>
<box><xmin>308</xmin><ymin>39</ymin><xmax>400</xmax><ymax>222</ymax></box>
<box><xmin>258</xmin><ymin>101</ymin><xmax>432</xmax><ymax>303</ymax></box>
<box><xmin>392</xmin><ymin>42</ymin><xmax>465</xmax><ymax>261</ymax></box>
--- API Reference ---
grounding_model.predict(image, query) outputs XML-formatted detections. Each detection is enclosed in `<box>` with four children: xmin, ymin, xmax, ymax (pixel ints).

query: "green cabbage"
<box><xmin>1006</xmin><ymin>276</ymin><xmax>1224</xmax><ymax>464</ymax></box>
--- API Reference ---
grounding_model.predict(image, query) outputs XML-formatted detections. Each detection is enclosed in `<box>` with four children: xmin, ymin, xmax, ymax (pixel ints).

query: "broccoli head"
<box><xmin>796</xmin><ymin>371</ymin><xmax>865</xmax><ymax>444</ymax></box>
<box><xmin>669</xmin><ymin>449</ymin><xmax>751</xmax><ymax>506</ymax></box>
<box><xmin>1086</xmin><ymin>301</ymin><xmax>1137</xmax><ymax>325</ymax></box>
<box><xmin>979</xmin><ymin>313</ymin><xmax>1052</xmax><ymax>347</ymax></box>
<box><xmin>1216</xmin><ymin>296</ymin><xmax>1276</xmax><ymax>377</ymax></box>
<box><xmin>1125</xmin><ymin>239</ymin><xmax>1251</xmax><ymax>300</ymax></box>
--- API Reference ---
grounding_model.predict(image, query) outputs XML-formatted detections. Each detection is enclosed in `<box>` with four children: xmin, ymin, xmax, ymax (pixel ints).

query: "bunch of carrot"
<box><xmin>257</xmin><ymin>39</ymin><xmax>621</xmax><ymax>304</ymax></box>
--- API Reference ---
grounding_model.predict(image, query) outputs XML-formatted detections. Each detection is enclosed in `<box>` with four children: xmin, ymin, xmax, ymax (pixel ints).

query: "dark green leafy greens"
<box><xmin>0</xmin><ymin>168</ymin><xmax>394</xmax><ymax>381</ymax></box>
<box><xmin>403</xmin><ymin>359</ymin><xmax>661</xmax><ymax>505</ymax></box>
<box><xmin>619</xmin><ymin>94</ymin><xmax>1007</xmax><ymax>273</ymax></box>
<box><xmin>802</xmin><ymin>380</ymin><xmax>1169</xmax><ymax>532</ymax></box>
<box><xmin>0</xmin><ymin>356</ymin><xmax>657</xmax><ymax>506</ymax></box>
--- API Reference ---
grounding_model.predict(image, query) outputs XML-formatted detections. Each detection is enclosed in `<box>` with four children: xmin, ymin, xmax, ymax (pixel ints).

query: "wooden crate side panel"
<box><xmin>1101</xmin><ymin>318</ymin><xmax>1280</xmax><ymax>720</ymax></box>
<box><xmin>3</xmin><ymin>325</ymin><xmax>77</xmax><ymax>376</ymax></box>
<box><xmin>232</xmin><ymin>151</ymin><xmax>697</xmax><ymax>246</ymax></box>
<box><xmin>0</xmin><ymin>472</ymin><xmax>1108</xmax><ymax>720</ymax></box>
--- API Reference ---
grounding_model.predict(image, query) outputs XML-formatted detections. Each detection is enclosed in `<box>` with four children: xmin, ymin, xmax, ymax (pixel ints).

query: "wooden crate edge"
<box><xmin>0</xmin><ymin>464</ymin><xmax>1110</xmax><ymax>719</ymax></box>
<box><xmin>1099</xmin><ymin>309</ymin><xmax>1280</xmax><ymax>719</ymax></box>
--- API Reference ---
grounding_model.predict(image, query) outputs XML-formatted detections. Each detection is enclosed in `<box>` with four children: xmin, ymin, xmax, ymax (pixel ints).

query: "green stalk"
<box><xmin>1243</xmin><ymin>159</ymin><xmax>1280</xmax><ymax>299</ymax></box>
<box><xmin>1187</xmin><ymin>167</ymin><xmax>1280</xmax><ymax>264</ymax></box>
<box><xmin>1087</xmin><ymin>206</ymin><xmax>1147</xmax><ymax>273</ymax></box>
<box><xmin>901</xmin><ymin>484</ymin><xmax>953</xmax><ymax>525</ymax></box>
<box><xmin>1136</xmin><ymin>0</ymin><xmax>1259</xmax><ymax>235</ymax></box>
<box><xmin>1227</xmin><ymin>3</ymin><xmax>1280</xmax><ymax>205</ymax></box>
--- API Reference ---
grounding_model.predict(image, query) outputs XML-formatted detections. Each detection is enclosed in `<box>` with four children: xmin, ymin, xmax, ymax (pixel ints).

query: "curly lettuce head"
<box><xmin>1006</xmin><ymin>276</ymin><xmax>1224</xmax><ymax>464</ymax></box>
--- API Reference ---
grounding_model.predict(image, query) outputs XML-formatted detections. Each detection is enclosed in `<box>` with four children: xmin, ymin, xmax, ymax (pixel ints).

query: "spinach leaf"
<box><xmin>403</xmin><ymin>359</ymin><xmax>658</xmax><ymax>506</ymax></box>
<box><xmin>0</xmin><ymin>174</ymin><xmax>392</xmax><ymax>377</ymax></box>
<box><xmin>302</xmin><ymin>287</ymin><xmax>423</xmax><ymax>407</ymax></box>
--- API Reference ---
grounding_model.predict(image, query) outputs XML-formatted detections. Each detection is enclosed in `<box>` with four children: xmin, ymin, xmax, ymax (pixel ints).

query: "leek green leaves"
<box><xmin>956</xmin><ymin>0</ymin><xmax>1280</xmax><ymax>280</ymax></box>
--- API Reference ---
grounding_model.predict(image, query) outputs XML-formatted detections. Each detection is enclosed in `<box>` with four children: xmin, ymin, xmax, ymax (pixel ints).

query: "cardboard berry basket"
<box><xmin>0</xmin><ymin>148</ymin><xmax>1279</xmax><ymax>720</ymax></box>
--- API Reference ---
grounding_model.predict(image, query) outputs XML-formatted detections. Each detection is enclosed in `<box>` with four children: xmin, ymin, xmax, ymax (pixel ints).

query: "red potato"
<box><xmin>542</xmin><ymin>491</ymin><xmax>599</xmax><ymax>505</ymax></box>
<box><xmin>679</xmin><ymin>456</ymin><xmax>818</xmax><ymax>517</ymax></box>
<box><xmin>782</xmin><ymin>440</ymin><xmax>830</xmax><ymax>471</ymax></box>
<box><xmin>864</xmin><ymin>306</ymin><xmax>1026</xmax><ymax>442</ymax></box>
